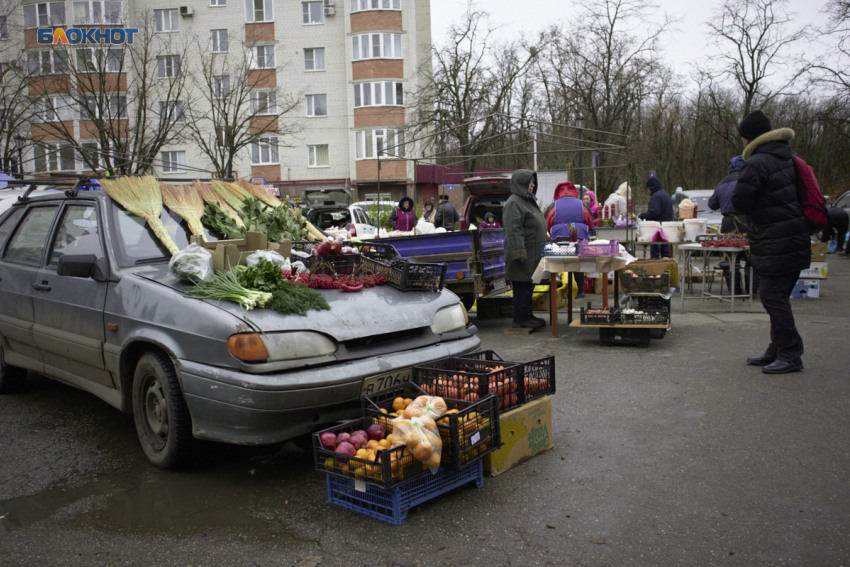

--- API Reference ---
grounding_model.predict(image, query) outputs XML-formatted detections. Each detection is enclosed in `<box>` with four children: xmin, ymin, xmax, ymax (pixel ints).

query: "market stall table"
<box><xmin>679</xmin><ymin>242</ymin><xmax>753</xmax><ymax>313</ymax></box>
<box><xmin>532</xmin><ymin>255</ymin><xmax>630</xmax><ymax>338</ymax></box>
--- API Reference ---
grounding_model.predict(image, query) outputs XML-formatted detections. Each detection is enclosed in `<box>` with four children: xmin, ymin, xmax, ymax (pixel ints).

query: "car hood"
<box><xmin>132</xmin><ymin>266</ymin><xmax>459</xmax><ymax>341</ymax></box>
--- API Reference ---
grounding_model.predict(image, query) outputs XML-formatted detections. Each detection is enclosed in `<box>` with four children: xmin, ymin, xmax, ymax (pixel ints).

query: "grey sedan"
<box><xmin>0</xmin><ymin>191</ymin><xmax>479</xmax><ymax>468</ymax></box>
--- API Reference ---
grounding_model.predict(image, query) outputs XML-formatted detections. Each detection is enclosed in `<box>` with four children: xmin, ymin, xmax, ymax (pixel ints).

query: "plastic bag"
<box><xmin>391</xmin><ymin>416</ymin><xmax>443</xmax><ymax>472</ymax></box>
<box><xmin>652</xmin><ymin>227</ymin><xmax>669</xmax><ymax>243</ymax></box>
<box><xmin>246</xmin><ymin>249</ymin><xmax>288</xmax><ymax>267</ymax></box>
<box><xmin>169</xmin><ymin>243</ymin><xmax>213</xmax><ymax>283</ymax></box>
<box><xmin>402</xmin><ymin>395</ymin><xmax>448</xmax><ymax>420</ymax></box>
<box><xmin>290</xmin><ymin>260</ymin><xmax>309</xmax><ymax>274</ymax></box>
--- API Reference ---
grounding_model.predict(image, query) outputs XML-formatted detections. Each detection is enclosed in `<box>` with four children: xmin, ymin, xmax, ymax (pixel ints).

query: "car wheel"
<box><xmin>0</xmin><ymin>349</ymin><xmax>27</xmax><ymax>394</ymax></box>
<box><xmin>132</xmin><ymin>351</ymin><xmax>193</xmax><ymax>469</ymax></box>
<box><xmin>459</xmin><ymin>293</ymin><xmax>476</xmax><ymax>312</ymax></box>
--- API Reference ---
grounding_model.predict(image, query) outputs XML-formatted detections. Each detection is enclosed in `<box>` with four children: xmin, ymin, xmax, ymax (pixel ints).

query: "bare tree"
<box><xmin>28</xmin><ymin>14</ymin><xmax>191</xmax><ymax>174</ymax></box>
<box><xmin>810</xmin><ymin>0</ymin><xmax>850</xmax><ymax>101</ymax></box>
<box><xmin>184</xmin><ymin>30</ymin><xmax>301</xmax><ymax>179</ymax></box>
<box><xmin>704</xmin><ymin>0</ymin><xmax>808</xmax><ymax>116</ymax></box>
<box><xmin>0</xmin><ymin>0</ymin><xmax>36</xmax><ymax>175</ymax></box>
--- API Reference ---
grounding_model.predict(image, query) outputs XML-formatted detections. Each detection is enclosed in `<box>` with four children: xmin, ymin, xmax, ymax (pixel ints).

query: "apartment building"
<box><xmin>7</xmin><ymin>0</ymin><xmax>431</xmax><ymax>201</ymax></box>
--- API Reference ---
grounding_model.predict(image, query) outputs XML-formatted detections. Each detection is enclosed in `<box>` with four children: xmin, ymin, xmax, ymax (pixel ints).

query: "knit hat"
<box><xmin>616</xmin><ymin>182</ymin><xmax>631</xmax><ymax>198</ymax></box>
<box><xmin>646</xmin><ymin>176</ymin><xmax>663</xmax><ymax>192</ymax></box>
<box><xmin>738</xmin><ymin>111</ymin><xmax>772</xmax><ymax>140</ymax></box>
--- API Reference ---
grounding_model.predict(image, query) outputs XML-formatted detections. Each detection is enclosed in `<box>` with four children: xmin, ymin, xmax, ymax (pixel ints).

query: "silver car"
<box><xmin>673</xmin><ymin>189</ymin><xmax>723</xmax><ymax>227</ymax></box>
<box><xmin>0</xmin><ymin>191</ymin><xmax>479</xmax><ymax>468</ymax></box>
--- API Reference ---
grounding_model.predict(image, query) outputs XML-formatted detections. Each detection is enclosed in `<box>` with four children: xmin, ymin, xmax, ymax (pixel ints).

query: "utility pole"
<box><xmin>576</xmin><ymin>115</ymin><xmax>585</xmax><ymax>194</ymax></box>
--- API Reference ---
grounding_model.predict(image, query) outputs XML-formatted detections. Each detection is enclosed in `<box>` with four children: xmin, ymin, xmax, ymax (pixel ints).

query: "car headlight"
<box><xmin>262</xmin><ymin>332</ymin><xmax>337</xmax><ymax>362</ymax></box>
<box><xmin>431</xmin><ymin>304</ymin><xmax>468</xmax><ymax>335</ymax></box>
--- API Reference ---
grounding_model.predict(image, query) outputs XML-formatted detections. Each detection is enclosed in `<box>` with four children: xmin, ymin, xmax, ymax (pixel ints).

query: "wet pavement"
<box><xmin>1</xmin><ymin>260</ymin><xmax>849</xmax><ymax>566</ymax></box>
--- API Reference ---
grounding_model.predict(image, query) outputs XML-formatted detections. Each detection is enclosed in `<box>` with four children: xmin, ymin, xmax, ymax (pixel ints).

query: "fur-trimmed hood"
<box><xmin>743</xmin><ymin>128</ymin><xmax>795</xmax><ymax>160</ymax></box>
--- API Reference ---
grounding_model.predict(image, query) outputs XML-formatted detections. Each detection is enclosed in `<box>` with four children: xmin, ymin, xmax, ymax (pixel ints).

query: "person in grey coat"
<box><xmin>503</xmin><ymin>170</ymin><xmax>548</xmax><ymax>329</ymax></box>
<box><xmin>433</xmin><ymin>194</ymin><xmax>458</xmax><ymax>231</ymax></box>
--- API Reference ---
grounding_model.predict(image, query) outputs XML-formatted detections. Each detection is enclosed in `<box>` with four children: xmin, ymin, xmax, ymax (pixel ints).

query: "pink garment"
<box><xmin>585</xmin><ymin>191</ymin><xmax>599</xmax><ymax>217</ymax></box>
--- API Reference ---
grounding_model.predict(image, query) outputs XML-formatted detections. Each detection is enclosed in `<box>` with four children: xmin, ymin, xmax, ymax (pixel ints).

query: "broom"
<box><xmin>211</xmin><ymin>179</ymin><xmax>252</xmax><ymax>211</ymax></box>
<box><xmin>161</xmin><ymin>183</ymin><xmax>206</xmax><ymax>237</ymax></box>
<box><xmin>237</xmin><ymin>179</ymin><xmax>282</xmax><ymax>208</ymax></box>
<box><xmin>101</xmin><ymin>176</ymin><xmax>179</xmax><ymax>254</ymax></box>
<box><xmin>195</xmin><ymin>181</ymin><xmax>244</xmax><ymax>227</ymax></box>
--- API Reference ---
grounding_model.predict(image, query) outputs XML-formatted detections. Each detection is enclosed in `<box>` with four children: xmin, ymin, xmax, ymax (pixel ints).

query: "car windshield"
<box><xmin>308</xmin><ymin>208</ymin><xmax>352</xmax><ymax>230</ymax></box>
<box><xmin>834</xmin><ymin>192</ymin><xmax>850</xmax><ymax>209</ymax></box>
<box><xmin>304</xmin><ymin>190</ymin><xmax>349</xmax><ymax>206</ymax></box>
<box><xmin>689</xmin><ymin>196</ymin><xmax>711</xmax><ymax>211</ymax></box>
<box><xmin>110</xmin><ymin>200</ymin><xmax>223</xmax><ymax>267</ymax></box>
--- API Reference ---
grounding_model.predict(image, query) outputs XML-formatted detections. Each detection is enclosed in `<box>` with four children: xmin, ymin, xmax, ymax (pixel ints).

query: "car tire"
<box><xmin>132</xmin><ymin>351</ymin><xmax>193</xmax><ymax>469</ymax></box>
<box><xmin>459</xmin><ymin>293</ymin><xmax>476</xmax><ymax>312</ymax></box>
<box><xmin>0</xmin><ymin>349</ymin><xmax>27</xmax><ymax>394</ymax></box>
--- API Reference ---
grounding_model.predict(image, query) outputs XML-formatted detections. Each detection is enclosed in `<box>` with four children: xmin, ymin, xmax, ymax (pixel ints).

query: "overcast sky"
<box><xmin>429</xmin><ymin>0</ymin><xmax>834</xmax><ymax>84</ymax></box>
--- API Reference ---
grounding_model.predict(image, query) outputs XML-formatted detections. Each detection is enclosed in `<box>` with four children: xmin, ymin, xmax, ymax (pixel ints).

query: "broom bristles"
<box><xmin>237</xmin><ymin>179</ymin><xmax>282</xmax><ymax>208</ymax></box>
<box><xmin>161</xmin><ymin>183</ymin><xmax>206</xmax><ymax>237</ymax></box>
<box><xmin>101</xmin><ymin>176</ymin><xmax>179</xmax><ymax>254</ymax></box>
<box><xmin>211</xmin><ymin>179</ymin><xmax>250</xmax><ymax>211</ymax></box>
<box><xmin>195</xmin><ymin>181</ymin><xmax>244</xmax><ymax>227</ymax></box>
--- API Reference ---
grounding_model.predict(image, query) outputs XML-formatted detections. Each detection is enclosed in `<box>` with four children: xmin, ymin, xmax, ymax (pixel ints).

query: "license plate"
<box><xmin>360</xmin><ymin>368</ymin><xmax>413</xmax><ymax>396</ymax></box>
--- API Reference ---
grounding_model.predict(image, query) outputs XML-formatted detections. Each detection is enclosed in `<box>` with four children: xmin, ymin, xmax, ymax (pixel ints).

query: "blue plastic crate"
<box><xmin>326</xmin><ymin>459</ymin><xmax>484</xmax><ymax>525</ymax></box>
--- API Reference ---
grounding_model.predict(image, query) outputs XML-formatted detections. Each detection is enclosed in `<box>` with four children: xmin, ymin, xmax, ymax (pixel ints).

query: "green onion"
<box><xmin>184</xmin><ymin>268</ymin><xmax>272</xmax><ymax>310</ymax></box>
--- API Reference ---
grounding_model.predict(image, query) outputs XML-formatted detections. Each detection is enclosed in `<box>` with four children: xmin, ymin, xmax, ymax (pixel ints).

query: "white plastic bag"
<box><xmin>391</xmin><ymin>416</ymin><xmax>443</xmax><ymax>472</ymax></box>
<box><xmin>169</xmin><ymin>243</ymin><xmax>213</xmax><ymax>283</ymax></box>
<box><xmin>246</xmin><ymin>249</ymin><xmax>288</xmax><ymax>267</ymax></box>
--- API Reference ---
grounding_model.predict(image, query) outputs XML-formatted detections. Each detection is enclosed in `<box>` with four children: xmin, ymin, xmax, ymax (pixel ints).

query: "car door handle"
<box><xmin>32</xmin><ymin>282</ymin><xmax>51</xmax><ymax>291</ymax></box>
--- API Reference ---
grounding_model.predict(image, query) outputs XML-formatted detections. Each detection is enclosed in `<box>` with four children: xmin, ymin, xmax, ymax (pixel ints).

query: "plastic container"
<box><xmin>577</xmin><ymin>239</ymin><xmax>619</xmax><ymax>257</ymax></box>
<box><xmin>637</xmin><ymin>221</ymin><xmax>660</xmax><ymax>239</ymax></box>
<box><xmin>326</xmin><ymin>459</ymin><xmax>483</xmax><ymax>525</ymax></box>
<box><xmin>412</xmin><ymin>354</ymin><xmax>521</xmax><ymax>411</ymax></box>
<box><xmin>683</xmin><ymin>219</ymin><xmax>707</xmax><ymax>242</ymax></box>
<box><xmin>478</xmin><ymin>229</ymin><xmax>505</xmax><ymax>251</ymax></box>
<box><xmin>661</xmin><ymin>221</ymin><xmax>683</xmax><ymax>243</ymax></box>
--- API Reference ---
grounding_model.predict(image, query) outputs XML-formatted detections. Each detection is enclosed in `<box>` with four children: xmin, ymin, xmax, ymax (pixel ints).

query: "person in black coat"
<box><xmin>821</xmin><ymin>207</ymin><xmax>849</xmax><ymax>257</ymax></box>
<box><xmin>638</xmin><ymin>175</ymin><xmax>673</xmax><ymax>258</ymax></box>
<box><xmin>434</xmin><ymin>194</ymin><xmax>458</xmax><ymax>231</ymax></box>
<box><xmin>731</xmin><ymin>110</ymin><xmax>811</xmax><ymax>374</ymax></box>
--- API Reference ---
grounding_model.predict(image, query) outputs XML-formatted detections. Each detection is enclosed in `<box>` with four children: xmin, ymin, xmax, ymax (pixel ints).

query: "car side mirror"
<box><xmin>57</xmin><ymin>254</ymin><xmax>109</xmax><ymax>282</ymax></box>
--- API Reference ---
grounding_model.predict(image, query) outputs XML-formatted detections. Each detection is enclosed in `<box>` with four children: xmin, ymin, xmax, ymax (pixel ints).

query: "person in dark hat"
<box><xmin>637</xmin><ymin>173</ymin><xmax>673</xmax><ymax>258</ymax></box>
<box><xmin>731</xmin><ymin>110</ymin><xmax>811</xmax><ymax>374</ymax></box>
<box><xmin>422</xmin><ymin>200</ymin><xmax>435</xmax><ymax>222</ymax></box>
<box><xmin>434</xmin><ymin>194</ymin><xmax>458</xmax><ymax>231</ymax></box>
<box><xmin>480</xmin><ymin>212</ymin><xmax>501</xmax><ymax>228</ymax></box>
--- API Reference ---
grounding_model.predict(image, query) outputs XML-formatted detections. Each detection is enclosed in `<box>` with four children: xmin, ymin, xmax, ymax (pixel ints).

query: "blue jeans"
<box><xmin>651</xmin><ymin>244</ymin><xmax>670</xmax><ymax>258</ymax></box>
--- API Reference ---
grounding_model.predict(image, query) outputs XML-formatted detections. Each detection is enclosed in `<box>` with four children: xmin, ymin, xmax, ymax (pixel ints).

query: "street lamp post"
<box><xmin>14</xmin><ymin>135</ymin><xmax>25</xmax><ymax>179</ymax></box>
<box><xmin>576</xmin><ymin>115</ymin><xmax>585</xmax><ymax>195</ymax></box>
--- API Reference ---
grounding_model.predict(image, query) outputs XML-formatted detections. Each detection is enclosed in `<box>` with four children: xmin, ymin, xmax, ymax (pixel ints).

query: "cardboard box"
<box><xmin>483</xmin><ymin>396</ymin><xmax>554</xmax><ymax>477</ymax></box>
<box><xmin>626</xmin><ymin>258</ymin><xmax>680</xmax><ymax>285</ymax></box>
<box><xmin>791</xmin><ymin>279</ymin><xmax>820</xmax><ymax>299</ymax></box>
<box><xmin>533</xmin><ymin>291</ymin><xmax>564</xmax><ymax>311</ymax></box>
<box><xmin>799</xmin><ymin>261</ymin><xmax>828</xmax><ymax>279</ymax></box>
<box><xmin>811</xmin><ymin>242</ymin><xmax>828</xmax><ymax>262</ymax></box>
<box><xmin>191</xmin><ymin>232</ymin><xmax>292</xmax><ymax>272</ymax></box>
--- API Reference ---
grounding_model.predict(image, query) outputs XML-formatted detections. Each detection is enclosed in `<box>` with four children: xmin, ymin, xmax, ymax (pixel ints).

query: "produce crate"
<box><xmin>479</xmin><ymin>229</ymin><xmax>505</xmax><ymax>251</ymax></box>
<box><xmin>633</xmin><ymin>295</ymin><xmax>671</xmax><ymax>311</ymax></box>
<box><xmin>352</xmin><ymin>241</ymin><xmax>401</xmax><ymax>261</ymax></box>
<box><xmin>357</xmin><ymin>257</ymin><xmax>447</xmax><ymax>292</ymax></box>
<box><xmin>312</xmin><ymin>417</ymin><xmax>428</xmax><ymax>490</ymax></box>
<box><xmin>620</xmin><ymin>272</ymin><xmax>671</xmax><ymax>294</ymax></box>
<box><xmin>444</xmin><ymin>350</ymin><xmax>555</xmax><ymax>406</ymax></box>
<box><xmin>577</xmin><ymin>239</ymin><xmax>620</xmax><ymax>257</ymax></box>
<box><xmin>619</xmin><ymin>309</ymin><xmax>669</xmax><ymax>325</ymax></box>
<box><xmin>541</xmin><ymin>241</ymin><xmax>578</xmax><ymax>257</ymax></box>
<box><xmin>326</xmin><ymin>459</ymin><xmax>483</xmax><ymax>525</ymax></box>
<box><xmin>580</xmin><ymin>306</ymin><xmax>618</xmax><ymax>325</ymax></box>
<box><xmin>305</xmin><ymin>254</ymin><xmax>360</xmax><ymax>276</ymax></box>
<box><xmin>413</xmin><ymin>354</ymin><xmax>523</xmax><ymax>411</ymax></box>
<box><xmin>474</xmin><ymin>296</ymin><xmax>514</xmax><ymax>320</ymax></box>
<box><xmin>361</xmin><ymin>382</ymin><xmax>502</xmax><ymax>470</ymax></box>
<box><xmin>599</xmin><ymin>327</ymin><xmax>651</xmax><ymax>348</ymax></box>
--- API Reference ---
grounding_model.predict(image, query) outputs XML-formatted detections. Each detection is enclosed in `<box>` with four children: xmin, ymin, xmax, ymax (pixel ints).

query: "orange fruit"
<box><xmin>403</xmin><ymin>398</ymin><xmax>414</xmax><ymax>407</ymax></box>
<box><xmin>392</xmin><ymin>397</ymin><xmax>405</xmax><ymax>411</ymax></box>
<box><xmin>366</xmin><ymin>440</ymin><xmax>379</xmax><ymax>450</ymax></box>
<box><xmin>380</xmin><ymin>408</ymin><xmax>388</xmax><ymax>414</ymax></box>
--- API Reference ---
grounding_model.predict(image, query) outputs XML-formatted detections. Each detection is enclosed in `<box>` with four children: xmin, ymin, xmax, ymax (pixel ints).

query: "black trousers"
<box><xmin>758</xmin><ymin>270</ymin><xmax>804</xmax><ymax>363</ymax></box>
<box><xmin>511</xmin><ymin>281</ymin><xmax>535</xmax><ymax>324</ymax></box>
<box><xmin>650</xmin><ymin>244</ymin><xmax>670</xmax><ymax>258</ymax></box>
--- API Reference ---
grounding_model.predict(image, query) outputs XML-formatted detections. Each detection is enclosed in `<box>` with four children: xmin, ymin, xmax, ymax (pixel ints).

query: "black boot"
<box><xmin>747</xmin><ymin>353</ymin><xmax>775</xmax><ymax>366</ymax></box>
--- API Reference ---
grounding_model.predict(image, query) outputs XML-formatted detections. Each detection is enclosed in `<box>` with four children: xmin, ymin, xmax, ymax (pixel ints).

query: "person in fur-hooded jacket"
<box><xmin>731</xmin><ymin>110</ymin><xmax>811</xmax><ymax>375</ymax></box>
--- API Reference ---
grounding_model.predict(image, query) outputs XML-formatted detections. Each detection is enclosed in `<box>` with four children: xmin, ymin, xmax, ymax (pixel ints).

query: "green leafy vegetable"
<box><xmin>184</xmin><ymin>268</ymin><xmax>272</xmax><ymax>310</ymax></box>
<box><xmin>203</xmin><ymin>201</ymin><xmax>246</xmax><ymax>239</ymax></box>
<box><xmin>237</xmin><ymin>259</ymin><xmax>285</xmax><ymax>293</ymax></box>
<box><xmin>202</xmin><ymin>197</ymin><xmax>310</xmax><ymax>242</ymax></box>
<box><xmin>267</xmin><ymin>283</ymin><xmax>330</xmax><ymax>316</ymax></box>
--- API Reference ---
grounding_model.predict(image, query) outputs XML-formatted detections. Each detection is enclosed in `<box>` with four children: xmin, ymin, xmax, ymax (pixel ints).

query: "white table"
<box><xmin>679</xmin><ymin>243</ymin><xmax>752</xmax><ymax>313</ymax></box>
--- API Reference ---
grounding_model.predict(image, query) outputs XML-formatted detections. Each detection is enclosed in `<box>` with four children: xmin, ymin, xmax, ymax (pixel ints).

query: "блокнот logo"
<box><xmin>37</xmin><ymin>28</ymin><xmax>139</xmax><ymax>44</ymax></box>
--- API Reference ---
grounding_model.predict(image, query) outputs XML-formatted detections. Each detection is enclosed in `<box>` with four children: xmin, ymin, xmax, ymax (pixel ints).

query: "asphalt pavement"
<box><xmin>1</xmin><ymin>259</ymin><xmax>848</xmax><ymax>566</ymax></box>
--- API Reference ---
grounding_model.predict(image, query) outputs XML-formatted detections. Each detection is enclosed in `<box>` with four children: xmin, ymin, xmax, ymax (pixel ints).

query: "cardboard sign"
<box><xmin>799</xmin><ymin>261</ymin><xmax>827</xmax><ymax>280</ymax></box>
<box><xmin>791</xmin><ymin>279</ymin><xmax>820</xmax><ymax>299</ymax></box>
<box><xmin>483</xmin><ymin>396</ymin><xmax>553</xmax><ymax>477</ymax></box>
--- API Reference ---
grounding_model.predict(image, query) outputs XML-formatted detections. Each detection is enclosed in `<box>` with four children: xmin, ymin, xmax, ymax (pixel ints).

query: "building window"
<box><xmin>304</xmin><ymin>48</ymin><xmax>325</xmax><ymax>71</ymax></box>
<box><xmin>76</xmin><ymin>47</ymin><xmax>123</xmax><ymax>73</ymax></box>
<box><xmin>351</xmin><ymin>33</ymin><xmax>402</xmax><ymax>61</ymax></box>
<box><xmin>23</xmin><ymin>2</ymin><xmax>66</xmax><ymax>28</ymax></box>
<box><xmin>248</xmin><ymin>45</ymin><xmax>275</xmax><ymax>69</ymax></box>
<box><xmin>244</xmin><ymin>0</ymin><xmax>273</xmax><ymax>23</ymax></box>
<box><xmin>27</xmin><ymin>50</ymin><xmax>70</xmax><ymax>75</ymax></box>
<box><xmin>210</xmin><ymin>0</ymin><xmax>226</xmax><ymax>6</ymax></box>
<box><xmin>211</xmin><ymin>29</ymin><xmax>229</xmax><ymax>52</ymax></box>
<box><xmin>156</xmin><ymin>55</ymin><xmax>180</xmax><ymax>77</ymax></box>
<box><xmin>307</xmin><ymin>145</ymin><xmax>329</xmax><ymax>168</ymax></box>
<box><xmin>82</xmin><ymin>94</ymin><xmax>128</xmax><ymax>119</ymax></box>
<box><xmin>250</xmin><ymin>136</ymin><xmax>279</xmax><ymax>165</ymax></box>
<box><xmin>302</xmin><ymin>1</ymin><xmax>323</xmax><ymax>24</ymax></box>
<box><xmin>249</xmin><ymin>91</ymin><xmax>276</xmax><ymax>114</ymax></box>
<box><xmin>213</xmin><ymin>75</ymin><xmax>231</xmax><ymax>98</ymax></box>
<box><xmin>35</xmin><ymin>95</ymin><xmax>75</xmax><ymax>122</ymax></box>
<box><xmin>159</xmin><ymin>101</ymin><xmax>184</xmax><ymax>124</ymax></box>
<box><xmin>79</xmin><ymin>141</ymin><xmax>104</xmax><ymax>170</ymax></box>
<box><xmin>34</xmin><ymin>142</ymin><xmax>76</xmax><ymax>172</ymax></box>
<box><xmin>0</xmin><ymin>16</ymin><xmax>7</xmax><ymax>39</ymax></box>
<box><xmin>354</xmin><ymin>129</ymin><xmax>405</xmax><ymax>160</ymax></box>
<box><xmin>351</xmin><ymin>0</ymin><xmax>400</xmax><ymax>11</ymax></box>
<box><xmin>305</xmin><ymin>94</ymin><xmax>327</xmax><ymax>117</ymax></box>
<box><xmin>161</xmin><ymin>151</ymin><xmax>186</xmax><ymax>173</ymax></box>
<box><xmin>154</xmin><ymin>8</ymin><xmax>179</xmax><ymax>31</ymax></box>
<box><xmin>353</xmin><ymin>81</ymin><xmax>404</xmax><ymax>108</ymax></box>
<box><xmin>72</xmin><ymin>1</ymin><xmax>122</xmax><ymax>25</ymax></box>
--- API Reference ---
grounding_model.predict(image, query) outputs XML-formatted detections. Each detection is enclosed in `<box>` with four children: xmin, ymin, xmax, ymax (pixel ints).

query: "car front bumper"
<box><xmin>177</xmin><ymin>334</ymin><xmax>481</xmax><ymax>445</ymax></box>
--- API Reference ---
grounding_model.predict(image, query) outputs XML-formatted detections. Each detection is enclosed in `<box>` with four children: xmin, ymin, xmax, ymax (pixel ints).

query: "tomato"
<box><xmin>341</xmin><ymin>283</ymin><xmax>364</xmax><ymax>292</ymax></box>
